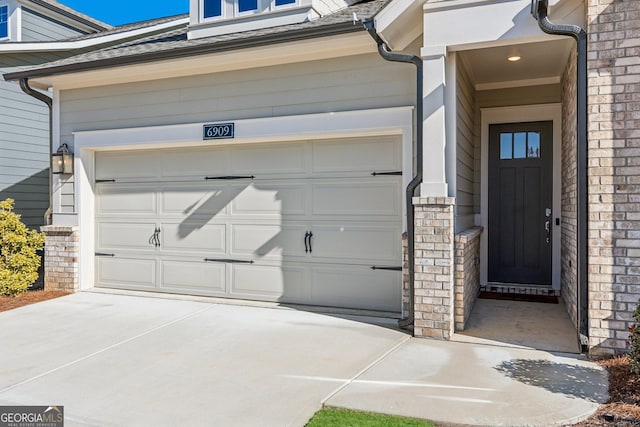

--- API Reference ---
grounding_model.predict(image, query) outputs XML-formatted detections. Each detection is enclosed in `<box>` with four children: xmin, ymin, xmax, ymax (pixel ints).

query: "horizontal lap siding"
<box><xmin>456</xmin><ymin>59</ymin><xmax>475</xmax><ymax>232</ymax></box>
<box><xmin>0</xmin><ymin>53</ymin><xmax>66</xmax><ymax>227</ymax></box>
<box><xmin>59</xmin><ymin>53</ymin><xmax>415</xmax><ymax>213</ymax></box>
<box><xmin>21</xmin><ymin>9</ymin><xmax>83</xmax><ymax>41</ymax></box>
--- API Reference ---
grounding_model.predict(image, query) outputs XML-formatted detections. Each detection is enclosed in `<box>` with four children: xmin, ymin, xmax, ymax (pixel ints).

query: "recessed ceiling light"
<box><xmin>508</xmin><ymin>55</ymin><xmax>522</xmax><ymax>62</ymax></box>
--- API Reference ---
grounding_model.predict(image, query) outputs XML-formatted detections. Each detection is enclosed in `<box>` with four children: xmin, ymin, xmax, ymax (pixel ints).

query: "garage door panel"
<box><xmin>97</xmin><ymin>185</ymin><xmax>156</xmax><ymax>216</ymax></box>
<box><xmin>231</xmin><ymin>224</ymin><xmax>307</xmax><ymax>260</ymax></box>
<box><xmin>312</xmin><ymin>137</ymin><xmax>400</xmax><ymax>174</ymax></box>
<box><xmin>159</xmin><ymin>147</ymin><xmax>229</xmax><ymax>179</ymax></box>
<box><xmin>96</xmin><ymin>257</ymin><xmax>156</xmax><ymax>289</ymax></box>
<box><xmin>230</xmin><ymin>182</ymin><xmax>306</xmax><ymax>216</ymax></box>
<box><xmin>312</xmin><ymin>181</ymin><xmax>400</xmax><ymax>217</ymax></box>
<box><xmin>97</xmin><ymin>222</ymin><xmax>157</xmax><ymax>252</ymax></box>
<box><xmin>161</xmin><ymin>223</ymin><xmax>226</xmax><ymax>254</ymax></box>
<box><xmin>160</xmin><ymin>260</ymin><xmax>226</xmax><ymax>293</ymax></box>
<box><xmin>160</xmin><ymin>185</ymin><xmax>230</xmax><ymax>218</ymax></box>
<box><xmin>230</xmin><ymin>263</ymin><xmax>307</xmax><ymax>300</ymax></box>
<box><xmin>96</xmin><ymin>152</ymin><xmax>159</xmax><ymax>180</ymax></box>
<box><xmin>310</xmin><ymin>264</ymin><xmax>400</xmax><ymax>312</ymax></box>
<box><xmin>309</xmin><ymin>224</ymin><xmax>401</xmax><ymax>264</ymax></box>
<box><xmin>95</xmin><ymin>137</ymin><xmax>401</xmax><ymax>313</ymax></box>
<box><xmin>231</xmin><ymin>143</ymin><xmax>306</xmax><ymax>175</ymax></box>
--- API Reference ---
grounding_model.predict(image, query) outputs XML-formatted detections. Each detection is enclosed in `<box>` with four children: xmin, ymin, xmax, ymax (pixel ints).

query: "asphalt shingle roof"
<box><xmin>5</xmin><ymin>0</ymin><xmax>387</xmax><ymax>80</ymax></box>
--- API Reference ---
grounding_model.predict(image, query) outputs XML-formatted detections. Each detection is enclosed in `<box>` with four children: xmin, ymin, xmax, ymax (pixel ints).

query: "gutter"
<box><xmin>19</xmin><ymin>78</ymin><xmax>53</xmax><ymax>226</ymax></box>
<box><xmin>363</xmin><ymin>20</ymin><xmax>422</xmax><ymax>330</ymax></box>
<box><xmin>531</xmin><ymin>0</ymin><xmax>589</xmax><ymax>351</ymax></box>
<box><xmin>4</xmin><ymin>21</ymin><xmax>364</xmax><ymax>82</ymax></box>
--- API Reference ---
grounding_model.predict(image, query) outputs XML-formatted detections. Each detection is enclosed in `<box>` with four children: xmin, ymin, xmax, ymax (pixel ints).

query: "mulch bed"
<box><xmin>0</xmin><ymin>290</ymin><xmax>70</xmax><ymax>313</ymax></box>
<box><xmin>576</xmin><ymin>355</ymin><xmax>640</xmax><ymax>426</ymax></box>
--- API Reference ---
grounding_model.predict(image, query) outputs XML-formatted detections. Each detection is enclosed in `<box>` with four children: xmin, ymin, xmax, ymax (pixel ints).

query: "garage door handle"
<box><xmin>308</xmin><ymin>231</ymin><xmax>313</xmax><ymax>253</ymax></box>
<box><xmin>371</xmin><ymin>266</ymin><xmax>402</xmax><ymax>271</ymax></box>
<box><xmin>204</xmin><ymin>258</ymin><xmax>254</xmax><ymax>264</ymax></box>
<box><xmin>149</xmin><ymin>227</ymin><xmax>161</xmax><ymax>247</ymax></box>
<box><xmin>304</xmin><ymin>231</ymin><xmax>309</xmax><ymax>253</ymax></box>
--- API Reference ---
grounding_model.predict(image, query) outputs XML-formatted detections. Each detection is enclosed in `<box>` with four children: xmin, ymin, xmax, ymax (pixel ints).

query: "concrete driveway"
<box><xmin>0</xmin><ymin>292</ymin><xmax>608</xmax><ymax>426</ymax></box>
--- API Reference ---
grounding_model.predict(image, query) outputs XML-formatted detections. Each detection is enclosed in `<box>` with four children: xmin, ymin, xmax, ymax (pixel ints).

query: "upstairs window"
<box><xmin>275</xmin><ymin>0</ymin><xmax>296</xmax><ymax>6</ymax></box>
<box><xmin>238</xmin><ymin>0</ymin><xmax>258</xmax><ymax>14</ymax></box>
<box><xmin>203</xmin><ymin>0</ymin><xmax>222</xmax><ymax>18</ymax></box>
<box><xmin>0</xmin><ymin>6</ymin><xmax>8</xmax><ymax>39</ymax></box>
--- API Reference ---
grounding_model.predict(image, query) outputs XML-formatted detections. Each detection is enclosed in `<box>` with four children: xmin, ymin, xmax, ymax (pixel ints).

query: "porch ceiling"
<box><xmin>458</xmin><ymin>38</ymin><xmax>574</xmax><ymax>89</ymax></box>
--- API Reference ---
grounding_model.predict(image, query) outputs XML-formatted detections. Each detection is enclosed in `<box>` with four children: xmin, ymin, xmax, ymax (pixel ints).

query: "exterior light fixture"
<box><xmin>508</xmin><ymin>55</ymin><xmax>522</xmax><ymax>62</ymax></box>
<box><xmin>52</xmin><ymin>143</ymin><xmax>73</xmax><ymax>174</ymax></box>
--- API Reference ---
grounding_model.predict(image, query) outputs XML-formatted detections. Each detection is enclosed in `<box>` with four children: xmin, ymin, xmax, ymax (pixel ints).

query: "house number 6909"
<box><xmin>203</xmin><ymin>123</ymin><xmax>235</xmax><ymax>140</ymax></box>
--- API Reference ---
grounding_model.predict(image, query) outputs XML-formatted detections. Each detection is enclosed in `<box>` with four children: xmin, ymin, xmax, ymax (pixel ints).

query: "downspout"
<box><xmin>19</xmin><ymin>78</ymin><xmax>53</xmax><ymax>226</ymax></box>
<box><xmin>363</xmin><ymin>20</ymin><xmax>423</xmax><ymax>329</ymax></box>
<box><xmin>531</xmin><ymin>0</ymin><xmax>589</xmax><ymax>350</ymax></box>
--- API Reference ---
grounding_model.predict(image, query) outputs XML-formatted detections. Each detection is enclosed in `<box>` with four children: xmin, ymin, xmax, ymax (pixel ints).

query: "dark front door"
<box><xmin>488</xmin><ymin>121</ymin><xmax>553</xmax><ymax>285</ymax></box>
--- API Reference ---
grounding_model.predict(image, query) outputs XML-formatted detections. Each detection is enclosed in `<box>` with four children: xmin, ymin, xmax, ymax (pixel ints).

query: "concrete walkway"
<box><xmin>0</xmin><ymin>292</ymin><xmax>608</xmax><ymax>426</ymax></box>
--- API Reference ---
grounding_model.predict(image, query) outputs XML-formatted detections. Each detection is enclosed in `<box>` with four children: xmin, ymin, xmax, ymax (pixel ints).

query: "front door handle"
<box><xmin>544</xmin><ymin>220</ymin><xmax>551</xmax><ymax>244</ymax></box>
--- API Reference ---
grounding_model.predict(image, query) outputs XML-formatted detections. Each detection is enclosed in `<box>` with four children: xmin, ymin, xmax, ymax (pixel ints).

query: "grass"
<box><xmin>306</xmin><ymin>408</ymin><xmax>434</xmax><ymax>427</ymax></box>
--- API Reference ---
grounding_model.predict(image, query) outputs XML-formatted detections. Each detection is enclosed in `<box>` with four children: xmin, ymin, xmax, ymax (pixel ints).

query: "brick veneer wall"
<box><xmin>41</xmin><ymin>226</ymin><xmax>79</xmax><ymax>292</ymax></box>
<box><xmin>413</xmin><ymin>197</ymin><xmax>455</xmax><ymax>339</ymax></box>
<box><xmin>561</xmin><ymin>46</ymin><xmax>579</xmax><ymax>327</ymax></box>
<box><xmin>454</xmin><ymin>226</ymin><xmax>482</xmax><ymax>331</ymax></box>
<box><xmin>587</xmin><ymin>0</ymin><xmax>640</xmax><ymax>355</ymax></box>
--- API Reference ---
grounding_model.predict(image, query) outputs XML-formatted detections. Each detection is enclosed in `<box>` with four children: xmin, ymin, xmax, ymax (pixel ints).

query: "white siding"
<box><xmin>21</xmin><ymin>8</ymin><xmax>84</xmax><ymax>42</ymax></box>
<box><xmin>455</xmin><ymin>58</ymin><xmax>475</xmax><ymax>232</ymax></box>
<box><xmin>59</xmin><ymin>53</ymin><xmax>415</xmax><ymax>213</ymax></box>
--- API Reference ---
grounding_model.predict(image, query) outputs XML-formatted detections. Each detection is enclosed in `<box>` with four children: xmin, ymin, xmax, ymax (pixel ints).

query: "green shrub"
<box><xmin>0</xmin><ymin>198</ymin><xmax>45</xmax><ymax>296</ymax></box>
<box><xmin>630</xmin><ymin>299</ymin><xmax>640</xmax><ymax>375</ymax></box>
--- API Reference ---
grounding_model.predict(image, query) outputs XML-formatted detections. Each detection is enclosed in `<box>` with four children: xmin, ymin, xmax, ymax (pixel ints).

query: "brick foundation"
<box><xmin>41</xmin><ymin>226</ymin><xmax>79</xmax><ymax>292</ymax></box>
<box><xmin>413</xmin><ymin>197</ymin><xmax>455</xmax><ymax>339</ymax></box>
<box><xmin>454</xmin><ymin>226</ymin><xmax>482</xmax><ymax>332</ymax></box>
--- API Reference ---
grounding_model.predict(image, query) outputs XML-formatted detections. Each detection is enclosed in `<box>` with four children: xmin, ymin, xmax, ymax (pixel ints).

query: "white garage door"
<box><xmin>94</xmin><ymin>136</ymin><xmax>402</xmax><ymax>312</ymax></box>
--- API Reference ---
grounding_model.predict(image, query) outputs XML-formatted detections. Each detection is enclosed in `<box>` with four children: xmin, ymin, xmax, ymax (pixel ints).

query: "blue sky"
<box><xmin>59</xmin><ymin>1</ymin><xmax>189</xmax><ymax>26</ymax></box>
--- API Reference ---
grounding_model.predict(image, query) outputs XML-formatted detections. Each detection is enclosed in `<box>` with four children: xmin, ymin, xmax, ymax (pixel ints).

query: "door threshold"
<box><xmin>480</xmin><ymin>284</ymin><xmax>559</xmax><ymax>304</ymax></box>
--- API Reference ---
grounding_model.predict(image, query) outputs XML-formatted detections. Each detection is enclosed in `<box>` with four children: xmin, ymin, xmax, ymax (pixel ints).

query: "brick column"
<box><xmin>587</xmin><ymin>0</ymin><xmax>640</xmax><ymax>356</ymax></box>
<box><xmin>41</xmin><ymin>226</ymin><xmax>79</xmax><ymax>292</ymax></box>
<box><xmin>454</xmin><ymin>227</ymin><xmax>482</xmax><ymax>332</ymax></box>
<box><xmin>413</xmin><ymin>197</ymin><xmax>455</xmax><ymax>339</ymax></box>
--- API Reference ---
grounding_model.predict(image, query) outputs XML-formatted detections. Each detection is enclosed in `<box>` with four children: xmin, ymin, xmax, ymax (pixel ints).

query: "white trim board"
<box><xmin>71</xmin><ymin>106</ymin><xmax>415</xmax><ymax>290</ymax></box>
<box><xmin>479</xmin><ymin>103</ymin><xmax>562</xmax><ymax>290</ymax></box>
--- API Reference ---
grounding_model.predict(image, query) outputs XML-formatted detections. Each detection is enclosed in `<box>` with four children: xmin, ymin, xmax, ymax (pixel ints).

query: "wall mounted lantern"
<box><xmin>52</xmin><ymin>143</ymin><xmax>73</xmax><ymax>175</ymax></box>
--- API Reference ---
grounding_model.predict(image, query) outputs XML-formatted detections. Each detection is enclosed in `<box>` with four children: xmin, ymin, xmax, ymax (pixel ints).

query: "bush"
<box><xmin>630</xmin><ymin>299</ymin><xmax>640</xmax><ymax>375</ymax></box>
<box><xmin>0</xmin><ymin>198</ymin><xmax>45</xmax><ymax>296</ymax></box>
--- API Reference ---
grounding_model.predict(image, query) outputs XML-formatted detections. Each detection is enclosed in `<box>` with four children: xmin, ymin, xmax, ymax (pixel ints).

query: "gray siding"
<box><xmin>59</xmin><ymin>53</ymin><xmax>415</xmax><ymax>213</ymax></box>
<box><xmin>0</xmin><ymin>52</ymin><xmax>66</xmax><ymax>227</ymax></box>
<box><xmin>21</xmin><ymin>8</ymin><xmax>83</xmax><ymax>42</ymax></box>
<box><xmin>455</xmin><ymin>58</ymin><xmax>475</xmax><ymax>232</ymax></box>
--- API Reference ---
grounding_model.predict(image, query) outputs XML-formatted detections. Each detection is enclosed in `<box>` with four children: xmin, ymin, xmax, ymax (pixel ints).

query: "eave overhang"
<box><xmin>4</xmin><ymin>25</ymin><xmax>375</xmax><ymax>90</ymax></box>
